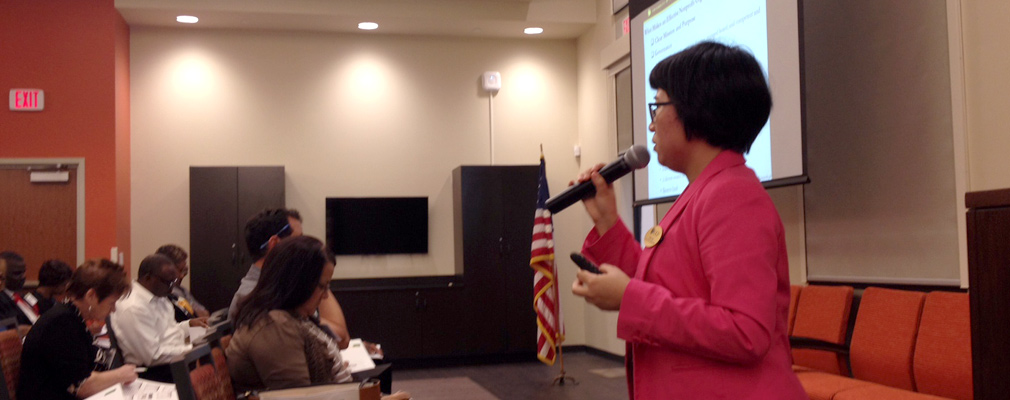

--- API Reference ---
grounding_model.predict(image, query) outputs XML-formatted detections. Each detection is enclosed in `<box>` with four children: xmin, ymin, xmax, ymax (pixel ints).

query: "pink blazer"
<box><xmin>583</xmin><ymin>151</ymin><xmax>806</xmax><ymax>399</ymax></box>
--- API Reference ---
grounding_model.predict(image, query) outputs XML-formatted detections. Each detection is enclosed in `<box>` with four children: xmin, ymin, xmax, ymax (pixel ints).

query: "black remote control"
<box><xmin>570</xmin><ymin>252</ymin><xmax>602</xmax><ymax>274</ymax></box>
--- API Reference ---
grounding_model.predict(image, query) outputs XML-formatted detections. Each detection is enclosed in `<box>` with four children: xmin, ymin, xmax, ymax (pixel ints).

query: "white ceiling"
<box><xmin>115</xmin><ymin>0</ymin><xmax>598</xmax><ymax>39</ymax></box>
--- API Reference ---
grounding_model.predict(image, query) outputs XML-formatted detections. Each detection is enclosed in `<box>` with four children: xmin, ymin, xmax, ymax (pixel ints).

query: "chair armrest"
<box><xmin>790</xmin><ymin>336</ymin><xmax>849</xmax><ymax>355</ymax></box>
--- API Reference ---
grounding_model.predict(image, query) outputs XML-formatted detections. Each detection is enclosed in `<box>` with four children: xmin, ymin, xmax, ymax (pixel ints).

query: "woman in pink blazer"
<box><xmin>572</xmin><ymin>41</ymin><xmax>806</xmax><ymax>399</ymax></box>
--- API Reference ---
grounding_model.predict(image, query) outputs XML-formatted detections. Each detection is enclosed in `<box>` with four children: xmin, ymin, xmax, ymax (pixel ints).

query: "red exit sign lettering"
<box><xmin>9</xmin><ymin>89</ymin><xmax>45</xmax><ymax>111</ymax></box>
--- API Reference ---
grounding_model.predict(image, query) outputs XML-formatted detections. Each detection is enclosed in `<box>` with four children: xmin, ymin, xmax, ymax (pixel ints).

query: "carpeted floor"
<box><xmin>392</xmin><ymin>351</ymin><xmax>627</xmax><ymax>400</ymax></box>
<box><xmin>392</xmin><ymin>376</ymin><xmax>500</xmax><ymax>400</ymax></box>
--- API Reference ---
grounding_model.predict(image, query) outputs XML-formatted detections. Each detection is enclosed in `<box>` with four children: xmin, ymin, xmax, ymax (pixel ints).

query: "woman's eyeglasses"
<box><xmin>648</xmin><ymin>101</ymin><xmax>675</xmax><ymax>121</ymax></box>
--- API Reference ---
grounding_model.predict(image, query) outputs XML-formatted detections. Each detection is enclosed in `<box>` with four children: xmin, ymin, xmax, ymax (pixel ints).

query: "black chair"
<box><xmin>0</xmin><ymin>318</ymin><xmax>15</xmax><ymax>332</ymax></box>
<box><xmin>170</xmin><ymin>344</ymin><xmax>227</xmax><ymax>400</ymax></box>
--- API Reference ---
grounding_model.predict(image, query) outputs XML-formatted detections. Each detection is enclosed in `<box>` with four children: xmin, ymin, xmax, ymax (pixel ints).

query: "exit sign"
<box><xmin>9</xmin><ymin>89</ymin><xmax>44</xmax><ymax>111</ymax></box>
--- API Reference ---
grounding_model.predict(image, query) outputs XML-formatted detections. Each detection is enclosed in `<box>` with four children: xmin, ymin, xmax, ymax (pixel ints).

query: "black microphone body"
<box><xmin>545</xmin><ymin>145</ymin><xmax>650</xmax><ymax>214</ymax></box>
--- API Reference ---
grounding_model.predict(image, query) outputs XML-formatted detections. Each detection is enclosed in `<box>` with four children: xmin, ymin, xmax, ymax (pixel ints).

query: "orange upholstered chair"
<box><xmin>791</xmin><ymin>284</ymin><xmax>854</xmax><ymax>375</ymax></box>
<box><xmin>0</xmin><ymin>318</ymin><xmax>22</xmax><ymax>400</ymax></box>
<box><xmin>847</xmin><ymin>288</ymin><xmax>926</xmax><ymax>390</ymax></box>
<box><xmin>190</xmin><ymin>364</ymin><xmax>220</xmax><ymax>400</ymax></box>
<box><xmin>795</xmin><ymin>287</ymin><xmax>927</xmax><ymax>400</ymax></box>
<box><xmin>788</xmin><ymin>285</ymin><xmax>802</xmax><ymax>336</ymax></box>
<box><xmin>912</xmin><ymin>292</ymin><xmax>972</xmax><ymax>400</ymax></box>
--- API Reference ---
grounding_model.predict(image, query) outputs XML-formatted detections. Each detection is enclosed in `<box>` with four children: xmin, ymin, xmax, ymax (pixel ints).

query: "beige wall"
<box><xmin>962</xmin><ymin>2</ymin><xmax>1010</xmax><ymax>191</ymax></box>
<box><xmin>129</xmin><ymin>28</ymin><xmax>590</xmax><ymax>345</ymax></box>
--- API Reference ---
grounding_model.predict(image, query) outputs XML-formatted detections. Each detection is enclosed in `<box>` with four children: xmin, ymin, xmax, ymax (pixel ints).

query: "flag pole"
<box><xmin>533</xmin><ymin>144</ymin><xmax>576</xmax><ymax>386</ymax></box>
<box><xmin>551</xmin><ymin>339</ymin><xmax>578</xmax><ymax>385</ymax></box>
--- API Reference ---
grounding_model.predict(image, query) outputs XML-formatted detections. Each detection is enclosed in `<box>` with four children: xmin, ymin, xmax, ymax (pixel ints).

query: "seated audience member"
<box><xmin>33</xmin><ymin>259</ymin><xmax>75</xmax><ymax>315</ymax></box>
<box><xmin>228</xmin><ymin>208</ymin><xmax>352</xmax><ymax>350</ymax></box>
<box><xmin>18</xmin><ymin>259</ymin><xmax>137</xmax><ymax>400</ymax></box>
<box><xmin>227</xmin><ymin>208</ymin><xmax>301</xmax><ymax>321</ymax></box>
<box><xmin>227</xmin><ymin>236</ymin><xmax>408</xmax><ymax>400</ymax></box>
<box><xmin>0</xmin><ymin>250</ymin><xmax>40</xmax><ymax>325</ymax></box>
<box><xmin>110</xmin><ymin>254</ymin><xmax>206</xmax><ymax>382</ymax></box>
<box><xmin>155</xmin><ymin>244</ymin><xmax>210</xmax><ymax>320</ymax></box>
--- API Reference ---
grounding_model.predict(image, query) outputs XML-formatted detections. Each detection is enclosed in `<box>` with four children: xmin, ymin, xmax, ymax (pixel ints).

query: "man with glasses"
<box><xmin>110</xmin><ymin>253</ymin><xmax>207</xmax><ymax>382</ymax></box>
<box><xmin>227</xmin><ymin>208</ymin><xmax>353</xmax><ymax>350</ymax></box>
<box><xmin>0</xmin><ymin>251</ymin><xmax>39</xmax><ymax>326</ymax></box>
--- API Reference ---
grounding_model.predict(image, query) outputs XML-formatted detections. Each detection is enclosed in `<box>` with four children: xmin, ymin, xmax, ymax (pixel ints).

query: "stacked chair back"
<box><xmin>0</xmin><ymin>317</ymin><xmax>21</xmax><ymax>400</ymax></box>
<box><xmin>171</xmin><ymin>344</ymin><xmax>235</xmax><ymax>400</ymax></box>
<box><xmin>847</xmin><ymin>287</ymin><xmax>925</xmax><ymax>390</ymax></box>
<box><xmin>913</xmin><ymin>291</ymin><xmax>973</xmax><ymax>400</ymax></box>
<box><xmin>791</xmin><ymin>285</ymin><xmax>854</xmax><ymax>375</ymax></box>
<box><xmin>204</xmin><ymin>329</ymin><xmax>236</xmax><ymax>400</ymax></box>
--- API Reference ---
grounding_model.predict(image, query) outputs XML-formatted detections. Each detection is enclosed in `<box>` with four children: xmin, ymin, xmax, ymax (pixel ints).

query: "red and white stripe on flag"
<box><xmin>531</xmin><ymin>156</ymin><xmax>563</xmax><ymax>365</ymax></box>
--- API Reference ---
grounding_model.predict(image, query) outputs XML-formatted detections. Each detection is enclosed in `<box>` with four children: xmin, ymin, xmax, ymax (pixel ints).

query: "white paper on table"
<box><xmin>122</xmin><ymin>378</ymin><xmax>179</xmax><ymax>400</ymax></box>
<box><xmin>84</xmin><ymin>384</ymin><xmax>125</xmax><ymax>400</ymax></box>
<box><xmin>188</xmin><ymin>326</ymin><xmax>208</xmax><ymax>343</ymax></box>
<box><xmin>339</xmin><ymin>338</ymin><xmax>376</xmax><ymax>373</ymax></box>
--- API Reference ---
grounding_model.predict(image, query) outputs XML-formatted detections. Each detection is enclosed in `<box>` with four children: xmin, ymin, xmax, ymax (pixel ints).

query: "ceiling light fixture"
<box><xmin>524</xmin><ymin>27</ymin><xmax>544</xmax><ymax>35</ymax></box>
<box><xmin>176</xmin><ymin>15</ymin><xmax>199</xmax><ymax>24</ymax></box>
<box><xmin>358</xmin><ymin>22</ymin><xmax>379</xmax><ymax>30</ymax></box>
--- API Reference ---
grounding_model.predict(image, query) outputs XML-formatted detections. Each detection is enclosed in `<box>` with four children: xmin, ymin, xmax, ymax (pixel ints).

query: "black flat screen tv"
<box><xmin>325</xmin><ymin>197</ymin><xmax>428</xmax><ymax>255</ymax></box>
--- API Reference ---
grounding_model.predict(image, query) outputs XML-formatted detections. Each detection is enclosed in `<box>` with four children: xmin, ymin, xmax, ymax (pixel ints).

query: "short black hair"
<box><xmin>244</xmin><ymin>208</ymin><xmax>299</xmax><ymax>261</ymax></box>
<box><xmin>137</xmin><ymin>254</ymin><xmax>175</xmax><ymax>278</ymax></box>
<box><xmin>0</xmin><ymin>251</ymin><xmax>24</xmax><ymax>269</ymax></box>
<box><xmin>39</xmin><ymin>259</ymin><xmax>74</xmax><ymax>287</ymax></box>
<box><xmin>649</xmin><ymin>41</ymin><xmax>772</xmax><ymax>153</ymax></box>
<box><xmin>234</xmin><ymin>236</ymin><xmax>335</xmax><ymax>328</ymax></box>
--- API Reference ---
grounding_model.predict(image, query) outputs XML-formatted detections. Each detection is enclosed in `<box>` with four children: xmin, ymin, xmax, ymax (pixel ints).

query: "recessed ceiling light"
<box><xmin>358</xmin><ymin>22</ymin><xmax>379</xmax><ymax>30</ymax></box>
<box><xmin>176</xmin><ymin>15</ymin><xmax>199</xmax><ymax>24</ymax></box>
<box><xmin>524</xmin><ymin>27</ymin><xmax>544</xmax><ymax>35</ymax></box>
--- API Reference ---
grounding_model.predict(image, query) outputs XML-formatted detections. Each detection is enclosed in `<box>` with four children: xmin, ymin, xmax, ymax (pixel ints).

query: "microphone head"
<box><xmin>622</xmin><ymin>145</ymin><xmax>651</xmax><ymax>169</ymax></box>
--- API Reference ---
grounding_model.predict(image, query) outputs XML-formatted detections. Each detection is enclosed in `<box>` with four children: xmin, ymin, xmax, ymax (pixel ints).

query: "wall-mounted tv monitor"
<box><xmin>630</xmin><ymin>0</ymin><xmax>806</xmax><ymax>204</ymax></box>
<box><xmin>325</xmin><ymin>197</ymin><xmax>428</xmax><ymax>255</ymax></box>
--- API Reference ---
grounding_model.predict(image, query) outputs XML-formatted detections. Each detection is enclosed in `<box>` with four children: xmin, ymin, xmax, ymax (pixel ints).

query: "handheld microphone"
<box><xmin>545</xmin><ymin>145</ymin><xmax>650</xmax><ymax>214</ymax></box>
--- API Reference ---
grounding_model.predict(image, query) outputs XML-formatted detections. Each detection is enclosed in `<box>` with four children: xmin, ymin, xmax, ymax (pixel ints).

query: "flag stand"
<box><xmin>551</xmin><ymin>344</ymin><xmax>578</xmax><ymax>386</ymax></box>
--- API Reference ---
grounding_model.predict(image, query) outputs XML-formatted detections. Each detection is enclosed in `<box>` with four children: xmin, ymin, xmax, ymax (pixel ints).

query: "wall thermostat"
<box><xmin>482</xmin><ymin>71</ymin><xmax>501</xmax><ymax>92</ymax></box>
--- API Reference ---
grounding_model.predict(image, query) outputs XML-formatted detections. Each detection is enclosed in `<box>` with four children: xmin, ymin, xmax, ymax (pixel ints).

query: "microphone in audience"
<box><xmin>545</xmin><ymin>144</ymin><xmax>650</xmax><ymax>214</ymax></box>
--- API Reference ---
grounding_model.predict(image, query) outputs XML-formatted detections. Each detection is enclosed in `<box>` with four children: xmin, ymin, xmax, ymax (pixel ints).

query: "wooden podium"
<box><xmin>965</xmin><ymin>188</ymin><xmax>1010</xmax><ymax>400</ymax></box>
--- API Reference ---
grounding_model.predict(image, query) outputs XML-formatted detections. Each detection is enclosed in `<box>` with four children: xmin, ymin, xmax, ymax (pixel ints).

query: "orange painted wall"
<box><xmin>0</xmin><ymin>0</ymin><xmax>131</xmax><ymax>267</ymax></box>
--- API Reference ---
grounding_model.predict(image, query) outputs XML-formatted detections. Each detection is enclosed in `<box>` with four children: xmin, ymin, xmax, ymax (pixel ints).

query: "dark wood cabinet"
<box><xmin>453</xmin><ymin>165</ymin><xmax>540</xmax><ymax>357</ymax></box>
<box><xmin>189</xmin><ymin>166</ymin><xmax>284</xmax><ymax>311</ymax></box>
<box><xmin>966</xmin><ymin>188</ymin><xmax>1010</xmax><ymax>400</ymax></box>
<box><xmin>332</xmin><ymin>165</ymin><xmax>539</xmax><ymax>364</ymax></box>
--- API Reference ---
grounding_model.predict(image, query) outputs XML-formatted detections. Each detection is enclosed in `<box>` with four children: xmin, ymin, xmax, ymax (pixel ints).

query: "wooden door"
<box><xmin>0</xmin><ymin>166</ymin><xmax>77</xmax><ymax>279</ymax></box>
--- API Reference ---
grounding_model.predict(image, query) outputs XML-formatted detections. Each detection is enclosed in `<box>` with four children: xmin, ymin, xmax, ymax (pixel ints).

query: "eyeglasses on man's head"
<box><xmin>259</xmin><ymin>223</ymin><xmax>292</xmax><ymax>250</ymax></box>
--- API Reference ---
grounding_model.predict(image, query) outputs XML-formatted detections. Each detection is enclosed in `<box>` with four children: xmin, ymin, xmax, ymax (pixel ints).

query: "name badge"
<box><xmin>24</xmin><ymin>292</ymin><xmax>38</xmax><ymax>306</ymax></box>
<box><xmin>644</xmin><ymin>226</ymin><xmax>663</xmax><ymax>248</ymax></box>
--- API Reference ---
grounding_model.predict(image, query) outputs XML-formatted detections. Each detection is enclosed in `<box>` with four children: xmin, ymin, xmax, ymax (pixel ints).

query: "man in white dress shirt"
<box><xmin>111</xmin><ymin>253</ymin><xmax>205</xmax><ymax>382</ymax></box>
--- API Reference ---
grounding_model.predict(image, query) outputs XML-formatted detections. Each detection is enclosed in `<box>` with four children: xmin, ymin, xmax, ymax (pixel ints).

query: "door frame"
<box><xmin>0</xmin><ymin>158</ymin><xmax>85</xmax><ymax>265</ymax></box>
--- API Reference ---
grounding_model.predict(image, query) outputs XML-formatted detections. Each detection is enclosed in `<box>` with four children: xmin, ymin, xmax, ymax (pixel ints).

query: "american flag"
<box><xmin>530</xmin><ymin>154</ymin><xmax>564</xmax><ymax>365</ymax></box>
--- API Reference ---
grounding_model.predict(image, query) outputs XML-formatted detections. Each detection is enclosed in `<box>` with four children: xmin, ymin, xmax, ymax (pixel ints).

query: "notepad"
<box><xmin>339</xmin><ymin>339</ymin><xmax>377</xmax><ymax>373</ymax></box>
